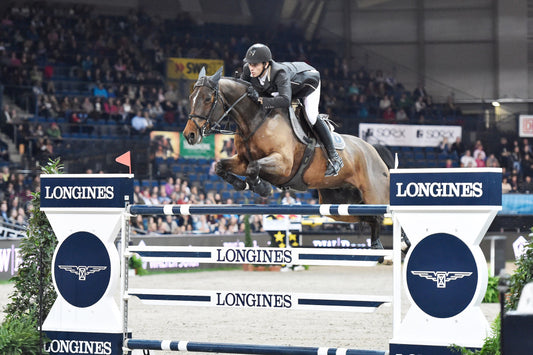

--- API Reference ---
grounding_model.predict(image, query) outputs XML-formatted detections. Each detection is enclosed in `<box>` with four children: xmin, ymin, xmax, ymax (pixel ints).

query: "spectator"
<box><xmin>501</xmin><ymin>177</ymin><xmax>512</xmax><ymax>194</ymax></box>
<box><xmin>414</xmin><ymin>96</ymin><xmax>426</xmax><ymax>119</ymax></box>
<box><xmin>485</xmin><ymin>154</ymin><xmax>500</xmax><ymax>168</ymax></box>
<box><xmin>395</xmin><ymin>108</ymin><xmax>408</xmax><ymax>122</ymax></box>
<box><xmin>460</xmin><ymin>150</ymin><xmax>477</xmax><ymax>168</ymax></box>
<box><xmin>93</xmin><ymin>82</ymin><xmax>109</xmax><ymax>98</ymax></box>
<box><xmin>131</xmin><ymin>110</ymin><xmax>153</xmax><ymax>134</ymax></box>
<box><xmin>497</xmin><ymin>137</ymin><xmax>512</xmax><ymax>169</ymax></box>
<box><xmin>473</xmin><ymin>142</ymin><xmax>486</xmax><ymax>167</ymax></box>
<box><xmin>451</xmin><ymin>136</ymin><xmax>466</xmax><ymax>160</ymax></box>
<box><xmin>382</xmin><ymin>106</ymin><xmax>395</xmax><ymax>122</ymax></box>
<box><xmin>46</xmin><ymin>122</ymin><xmax>62</xmax><ymax>140</ymax></box>
<box><xmin>438</xmin><ymin>137</ymin><xmax>451</xmax><ymax>154</ymax></box>
<box><xmin>281</xmin><ymin>191</ymin><xmax>296</xmax><ymax>205</ymax></box>
<box><xmin>518</xmin><ymin>175</ymin><xmax>533</xmax><ymax>194</ymax></box>
<box><xmin>510</xmin><ymin>146</ymin><xmax>522</xmax><ymax>175</ymax></box>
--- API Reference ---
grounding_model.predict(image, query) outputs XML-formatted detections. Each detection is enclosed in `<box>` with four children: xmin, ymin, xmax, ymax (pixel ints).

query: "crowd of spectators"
<box><xmin>130</xmin><ymin>176</ymin><xmax>287</xmax><ymax>235</ymax></box>
<box><xmin>0</xmin><ymin>1</ymin><xmax>464</xmax><ymax>153</ymax></box>
<box><xmin>437</xmin><ymin>135</ymin><xmax>533</xmax><ymax>194</ymax></box>
<box><xmin>0</xmin><ymin>2</ymin><xmax>531</xmax><ymax>236</ymax></box>
<box><xmin>0</xmin><ymin>165</ymin><xmax>36</xmax><ymax>230</ymax></box>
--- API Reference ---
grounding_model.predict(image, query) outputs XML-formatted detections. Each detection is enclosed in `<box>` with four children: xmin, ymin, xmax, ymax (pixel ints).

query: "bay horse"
<box><xmin>184</xmin><ymin>67</ymin><xmax>394</xmax><ymax>250</ymax></box>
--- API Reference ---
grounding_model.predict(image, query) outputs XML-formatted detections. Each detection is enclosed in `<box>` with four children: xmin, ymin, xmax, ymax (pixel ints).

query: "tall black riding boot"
<box><xmin>314</xmin><ymin>117</ymin><xmax>344</xmax><ymax>177</ymax></box>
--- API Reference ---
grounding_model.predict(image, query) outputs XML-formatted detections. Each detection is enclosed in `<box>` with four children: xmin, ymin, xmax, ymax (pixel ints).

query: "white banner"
<box><xmin>359</xmin><ymin>123</ymin><xmax>462</xmax><ymax>147</ymax></box>
<box><xmin>519</xmin><ymin>115</ymin><xmax>533</xmax><ymax>137</ymax></box>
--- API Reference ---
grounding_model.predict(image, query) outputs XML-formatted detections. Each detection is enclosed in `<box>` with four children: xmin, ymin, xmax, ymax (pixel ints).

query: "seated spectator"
<box><xmin>451</xmin><ymin>136</ymin><xmax>466</xmax><ymax>160</ymax></box>
<box><xmin>382</xmin><ymin>106</ymin><xmax>395</xmax><ymax>122</ymax></box>
<box><xmin>473</xmin><ymin>142</ymin><xmax>486</xmax><ymax>167</ymax></box>
<box><xmin>378</xmin><ymin>94</ymin><xmax>392</xmax><ymax>113</ymax></box>
<box><xmin>131</xmin><ymin>110</ymin><xmax>153</xmax><ymax>134</ymax></box>
<box><xmin>281</xmin><ymin>191</ymin><xmax>296</xmax><ymax>205</ymax></box>
<box><xmin>46</xmin><ymin>122</ymin><xmax>62</xmax><ymax>140</ymax></box>
<box><xmin>518</xmin><ymin>175</ymin><xmax>533</xmax><ymax>194</ymax></box>
<box><xmin>81</xmin><ymin>97</ymin><xmax>94</xmax><ymax>118</ymax></box>
<box><xmin>460</xmin><ymin>150</ymin><xmax>477</xmax><ymax>168</ymax></box>
<box><xmin>501</xmin><ymin>177</ymin><xmax>512</xmax><ymax>194</ymax></box>
<box><xmin>485</xmin><ymin>154</ymin><xmax>500</xmax><ymax>168</ymax></box>
<box><xmin>93</xmin><ymin>82</ymin><xmax>109</xmax><ymax>98</ymax></box>
<box><xmin>104</xmin><ymin>98</ymin><xmax>120</xmax><ymax>121</ymax></box>
<box><xmin>438</xmin><ymin>137</ymin><xmax>451</xmax><ymax>154</ymax></box>
<box><xmin>395</xmin><ymin>108</ymin><xmax>408</xmax><ymax>122</ymax></box>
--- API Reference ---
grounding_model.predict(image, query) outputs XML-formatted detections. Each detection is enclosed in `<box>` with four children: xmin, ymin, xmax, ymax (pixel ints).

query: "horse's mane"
<box><xmin>222</xmin><ymin>76</ymin><xmax>251</xmax><ymax>88</ymax></box>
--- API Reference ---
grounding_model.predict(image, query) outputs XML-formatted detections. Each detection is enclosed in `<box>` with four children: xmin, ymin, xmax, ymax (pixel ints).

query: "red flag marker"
<box><xmin>115</xmin><ymin>151</ymin><xmax>131</xmax><ymax>174</ymax></box>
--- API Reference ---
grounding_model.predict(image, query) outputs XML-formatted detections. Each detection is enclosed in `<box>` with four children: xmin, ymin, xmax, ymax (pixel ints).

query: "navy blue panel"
<box><xmin>390</xmin><ymin>171</ymin><xmax>501</xmax><ymax>206</ymax></box>
<box><xmin>41</xmin><ymin>176</ymin><xmax>133</xmax><ymax>208</ymax></box>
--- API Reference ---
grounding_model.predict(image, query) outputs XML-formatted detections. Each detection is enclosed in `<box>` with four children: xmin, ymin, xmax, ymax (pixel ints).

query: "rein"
<box><xmin>189</xmin><ymin>78</ymin><xmax>265</xmax><ymax>140</ymax></box>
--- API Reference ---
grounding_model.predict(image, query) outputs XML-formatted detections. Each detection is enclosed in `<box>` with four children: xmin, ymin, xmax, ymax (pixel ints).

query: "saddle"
<box><xmin>277</xmin><ymin>104</ymin><xmax>345</xmax><ymax>192</ymax></box>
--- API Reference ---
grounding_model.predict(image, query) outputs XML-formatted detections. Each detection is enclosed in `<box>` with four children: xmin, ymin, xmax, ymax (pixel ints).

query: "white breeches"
<box><xmin>303</xmin><ymin>81</ymin><xmax>321</xmax><ymax>126</ymax></box>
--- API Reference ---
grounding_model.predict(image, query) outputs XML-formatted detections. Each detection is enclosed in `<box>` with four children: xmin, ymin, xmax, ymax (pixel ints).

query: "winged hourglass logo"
<box><xmin>411</xmin><ymin>271</ymin><xmax>472</xmax><ymax>288</ymax></box>
<box><xmin>58</xmin><ymin>265</ymin><xmax>107</xmax><ymax>281</ymax></box>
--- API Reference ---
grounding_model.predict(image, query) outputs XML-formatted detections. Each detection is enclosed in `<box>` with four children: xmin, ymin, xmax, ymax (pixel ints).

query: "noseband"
<box><xmin>188</xmin><ymin>77</ymin><xmax>248</xmax><ymax>137</ymax></box>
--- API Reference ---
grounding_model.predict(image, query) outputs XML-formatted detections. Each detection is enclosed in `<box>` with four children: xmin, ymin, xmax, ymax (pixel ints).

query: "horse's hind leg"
<box><xmin>366</xmin><ymin>216</ymin><xmax>384</xmax><ymax>250</ymax></box>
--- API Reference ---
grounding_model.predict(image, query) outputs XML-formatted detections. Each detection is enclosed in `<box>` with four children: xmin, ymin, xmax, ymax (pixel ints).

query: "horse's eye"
<box><xmin>204</xmin><ymin>96</ymin><xmax>212</xmax><ymax>103</ymax></box>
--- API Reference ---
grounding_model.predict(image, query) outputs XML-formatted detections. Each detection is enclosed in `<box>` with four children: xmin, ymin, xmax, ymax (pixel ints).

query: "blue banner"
<box><xmin>40</xmin><ymin>175</ymin><xmax>133</xmax><ymax>209</ymax></box>
<box><xmin>390</xmin><ymin>170</ymin><xmax>502</xmax><ymax>206</ymax></box>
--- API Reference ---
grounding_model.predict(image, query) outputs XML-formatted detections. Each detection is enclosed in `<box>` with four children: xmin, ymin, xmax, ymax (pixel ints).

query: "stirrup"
<box><xmin>325</xmin><ymin>153</ymin><xmax>344</xmax><ymax>177</ymax></box>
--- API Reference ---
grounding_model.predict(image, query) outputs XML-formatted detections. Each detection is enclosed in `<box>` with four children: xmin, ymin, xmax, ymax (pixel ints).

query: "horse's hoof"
<box><xmin>382</xmin><ymin>256</ymin><xmax>393</xmax><ymax>265</ymax></box>
<box><xmin>371</xmin><ymin>239</ymin><xmax>384</xmax><ymax>264</ymax></box>
<box><xmin>256</xmin><ymin>182</ymin><xmax>272</xmax><ymax>197</ymax></box>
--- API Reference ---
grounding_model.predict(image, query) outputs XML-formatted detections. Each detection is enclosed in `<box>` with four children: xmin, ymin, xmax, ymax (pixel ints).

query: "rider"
<box><xmin>240</xmin><ymin>43</ymin><xmax>344</xmax><ymax>177</ymax></box>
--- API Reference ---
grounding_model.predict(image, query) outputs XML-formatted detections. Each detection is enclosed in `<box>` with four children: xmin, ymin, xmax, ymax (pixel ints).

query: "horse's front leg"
<box><xmin>215</xmin><ymin>155</ymin><xmax>248</xmax><ymax>191</ymax></box>
<box><xmin>244</xmin><ymin>153</ymin><xmax>292</xmax><ymax>197</ymax></box>
<box><xmin>244</xmin><ymin>160</ymin><xmax>272</xmax><ymax>197</ymax></box>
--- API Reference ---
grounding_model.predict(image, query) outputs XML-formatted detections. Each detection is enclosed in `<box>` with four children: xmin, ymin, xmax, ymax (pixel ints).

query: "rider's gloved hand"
<box><xmin>247</xmin><ymin>86</ymin><xmax>261</xmax><ymax>104</ymax></box>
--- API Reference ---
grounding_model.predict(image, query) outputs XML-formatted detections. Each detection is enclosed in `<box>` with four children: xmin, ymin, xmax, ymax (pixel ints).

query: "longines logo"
<box><xmin>396</xmin><ymin>182</ymin><xmax>483</xmax><ymax>198</ymax></box>
<box><xmin>216</xmin><ymin>248</ymin><xmax>292</xmax><ymax>264</ymax></box>
<box><xmin>43</xmin><ymin>186</ymin><xmax>114</xmax><ymax>200</ymax></box>
<box><xmin>411</xmin><ymin>270</ymin><xmax>473</xmax><ymax>288</ymax></box>
<box><xmin>44</xmin><ymin>339</ymin><xmax>112</xmax><ymax>354</ymax></box>
<box><xmin>58</xmin><ymin>265</ymin><xmax>107</xmax><ymax>281</ymax></box>
<box><xmin>216</xmin><ymin>292</ymin><xmax>292</xmax><ymax>308</ymax></box>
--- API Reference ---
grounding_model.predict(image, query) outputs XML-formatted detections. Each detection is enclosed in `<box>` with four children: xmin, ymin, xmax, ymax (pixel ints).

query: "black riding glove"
<box><xmin>247</xmin><ymin>86</ymin><xmax>261</xmax><ymax>104</ymax></box>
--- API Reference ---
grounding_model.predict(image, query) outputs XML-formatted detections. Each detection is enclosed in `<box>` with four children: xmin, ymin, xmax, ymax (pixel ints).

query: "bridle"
<box><xmin>188</xmin><ymin>77</ymin><xmax>248</xmax><ymax>138</ymax></box>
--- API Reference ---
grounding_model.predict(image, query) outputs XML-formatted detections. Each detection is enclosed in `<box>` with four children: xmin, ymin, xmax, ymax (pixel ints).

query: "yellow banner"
<box><xmin>167</xmin><ymin>58</ymin><xmax>225</xmax><ymax>80</ymax></box>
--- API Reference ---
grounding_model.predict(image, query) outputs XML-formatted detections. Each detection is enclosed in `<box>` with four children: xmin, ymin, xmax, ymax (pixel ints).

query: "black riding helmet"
<box><xmin>243</xmin><ymin>43</ymin><xmax>272</xmax><ymax>64</ymax></box>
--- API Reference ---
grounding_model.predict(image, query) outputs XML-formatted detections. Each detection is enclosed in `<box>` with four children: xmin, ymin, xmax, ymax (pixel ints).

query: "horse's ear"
<box><xmin>211</xmin><ymin>66</ymin><xmax>223</xmax><ymax>83</ymax></box>
<box><xmin>198</xmin><ymin>66</ymin><xmax>206</xmax><ymax>79</ymax></box>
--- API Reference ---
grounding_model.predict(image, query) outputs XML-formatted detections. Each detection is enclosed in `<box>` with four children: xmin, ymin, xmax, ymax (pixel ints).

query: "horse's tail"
<box><xmin>373</xmin><ymin>144</ymin><xmax>394</xmax><ymax>169</ymax></box>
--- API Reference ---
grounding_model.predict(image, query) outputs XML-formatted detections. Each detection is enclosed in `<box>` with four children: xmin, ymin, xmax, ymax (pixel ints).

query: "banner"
<box><xmin>359</xmin><ymin>123</ymin><xmax>462</xmax><ymax>147</ymax></box>
<box><xmin>150</xmin><ymin>131</ymin><xmax>180</xmax><ymax>159</ymax></box>
<box><xmin>167</xmin><ymin>58</ymin><xmax>225</xmax><ymax>80</ymax></box>
<box><xmin>215</xmin><ymin>134</ymin><xmax>236</xmax><ymax>160</ymax></box>
<box><xmin>180</xmin><ymin>134</ymin><xmax>215</xmax><ymax>159</ymax></box>
<box><xmin>0</xmin><ymin>238</ymin><xmax>22</xmax><ymax>280</ymax></box>
<box><xmin>519</xmin><ymin>115</ymin><xmax>533</xmax><ymax>137</ymax></box>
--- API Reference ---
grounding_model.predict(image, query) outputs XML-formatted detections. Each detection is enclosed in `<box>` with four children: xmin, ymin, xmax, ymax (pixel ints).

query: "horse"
<box><xmin>184</xmin><ymin>67</ymin><xmax>395</xmax><ymax>250</ymax></box>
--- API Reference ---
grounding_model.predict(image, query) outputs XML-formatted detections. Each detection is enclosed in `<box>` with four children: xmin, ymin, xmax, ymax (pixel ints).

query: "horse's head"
<box><xmin>184</xmin><ymin>66</ymin><xmax>225</xmax><ymax>145</ymax></box>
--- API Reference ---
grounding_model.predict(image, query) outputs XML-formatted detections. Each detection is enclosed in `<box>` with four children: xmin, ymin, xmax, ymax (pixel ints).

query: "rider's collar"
<box><xmin>258</xmin><ymin>66</ymin><xmax>271</xmax><ymax>86</ymax></box>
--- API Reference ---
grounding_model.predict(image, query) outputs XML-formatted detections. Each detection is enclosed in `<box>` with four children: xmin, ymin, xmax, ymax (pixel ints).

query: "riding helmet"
<box><xmin>243</xmin><ymin>43</ymin><xmax>272</xmax><ymax>64</ymax></box>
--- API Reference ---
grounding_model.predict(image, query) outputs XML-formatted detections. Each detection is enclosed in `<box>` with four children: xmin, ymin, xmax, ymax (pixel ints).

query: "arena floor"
<box><xmin>0</xmin><ymin>264</ymin><xmax>504</xmax><ymax>355</ymax></box>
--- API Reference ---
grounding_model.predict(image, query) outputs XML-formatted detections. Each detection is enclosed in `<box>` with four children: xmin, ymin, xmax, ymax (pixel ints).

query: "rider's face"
<box><xmin>248</xmin><ymin>62</ymin><xmax>267</xmax><ymax>78</ymax></box>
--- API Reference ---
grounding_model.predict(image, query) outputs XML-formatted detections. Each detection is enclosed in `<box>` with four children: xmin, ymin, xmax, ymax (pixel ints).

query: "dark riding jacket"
<box><xmin>241</xmin><ymin>61</ymin><xmax>320</xmax><ymax>109</ymax></box>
